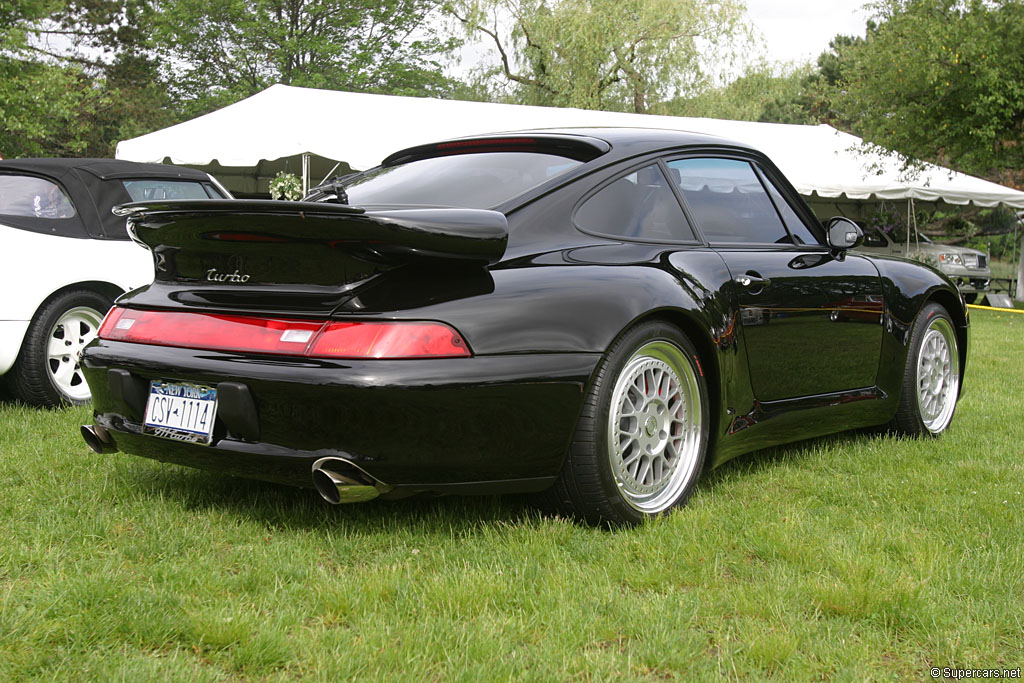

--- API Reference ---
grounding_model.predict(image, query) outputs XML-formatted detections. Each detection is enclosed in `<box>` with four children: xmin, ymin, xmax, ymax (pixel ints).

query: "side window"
<box><xmin>755</xmin><ymin>166</ymin><xmax>820</xmax><ymax>245</ymax></box>
<box><xmin>202</xmin><ymin>182</ymin><xmax>228</xmax><ymax>199</ymax></box>
<box><xmin>667</xmin><ymin>158</ymin><xmax>789</xmax><ymax>244</ymax></box>
<box><xmin>0</xmin><ymin>175</ymin><xmax>76</xmax><ymax>218</ymax></box>
<box><xmin>575</xmin><ymin>163</ymin><xmax>696</xmax><ymax>242</ymax></box>
<box><xmin>863</xmin><ymin>229</ymin><xmax>888</xmax><ymax>247</ymax></box>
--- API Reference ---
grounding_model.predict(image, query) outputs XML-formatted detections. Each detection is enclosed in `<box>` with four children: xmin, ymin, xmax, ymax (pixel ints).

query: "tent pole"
<box><xmin>320</xmin><ymin>163</ymin><xmax>341</xmax><ymax>185</ymax></box>
<box><xmin>1010</xmin><ymin>214</ymin><xmax>1019</xmax><ymax>299</ymax></box>
<box><xmin>1011</xmin><ymin>214</ymin><xmax>1019</xmax><ymax>299</ymax></box>
<box><xmin>911</xmin><ymin>198</ymin><xmax>919</xmax><ymax>251</ymax></box>
<box><xmin>906</xmin><ymin>199</ymin><xmax>912</xmax><ymax>255</ymax></box>
<box><xmin>302</xmin><ymin>153</ymin><xmax>310</xmax><ymax>197</ymax></box>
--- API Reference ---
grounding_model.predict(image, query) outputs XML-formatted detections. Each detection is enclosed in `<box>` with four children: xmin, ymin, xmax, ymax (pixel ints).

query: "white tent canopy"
<box><xmin>117</xmin><ymin>84</ymin><xmax>1024</xmax><ymax>209</ymax></box>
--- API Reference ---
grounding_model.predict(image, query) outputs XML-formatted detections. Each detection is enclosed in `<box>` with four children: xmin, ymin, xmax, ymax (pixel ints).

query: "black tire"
<box><xmin>545</xmin><ymin>321</ymin><xmax>710</xmax><ymax>526</ymax></box>
<box><xmin>6</xmin><ymin>289</ymin><xmax>112</xmax><ymax>408</ymax></box>
<box><xmin>890</xmin><ymin>302</ymin><xmax>960</xmax><ymax>436</ymax></box>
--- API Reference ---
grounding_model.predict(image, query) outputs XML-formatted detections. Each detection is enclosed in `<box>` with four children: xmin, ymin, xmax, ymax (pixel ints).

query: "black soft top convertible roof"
<box><xmin>0</xmin><ymin>158</ymin><xmax>215</xmax><ymax>240</ymax></box>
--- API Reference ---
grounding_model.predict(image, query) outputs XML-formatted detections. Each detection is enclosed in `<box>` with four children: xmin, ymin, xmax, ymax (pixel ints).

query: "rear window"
<box><xmin>122</xmin><ymin>180</ymin><xmax>219</xmax><ymax>201</ymax></box>
<box><xmin>0</xmin><ymin>175</ymin><xmax>76</xmax><ymax>218</ymax></box>
<box><xmin>340</xmin><ymin>152</ymin><xmax>584</xmax><ymax>208</ymax></box>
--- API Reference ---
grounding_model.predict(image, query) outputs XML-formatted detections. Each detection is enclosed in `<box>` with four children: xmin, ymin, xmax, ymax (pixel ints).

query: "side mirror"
<box><xmin>826</xmin><ymin>217</ymin><xmax>863</xmax><ymax>250</ymax></box>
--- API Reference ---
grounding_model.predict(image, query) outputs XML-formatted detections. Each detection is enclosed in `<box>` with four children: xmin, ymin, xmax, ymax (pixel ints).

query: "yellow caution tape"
<box><xmin>967</xmin><ymin>303</ymin><xmax>1024</xmax><ymax>314</ymax></box>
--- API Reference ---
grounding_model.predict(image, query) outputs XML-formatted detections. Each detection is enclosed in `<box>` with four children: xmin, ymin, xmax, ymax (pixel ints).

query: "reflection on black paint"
<box><xmin>728</xmin><ymin>386</ymin><xmax>887</xmax><ymax>435</ymax></box>
<box><xmin>717</xmin><ymin>250</ymin><xmax>884</xmax><ymax>401</ymax></box>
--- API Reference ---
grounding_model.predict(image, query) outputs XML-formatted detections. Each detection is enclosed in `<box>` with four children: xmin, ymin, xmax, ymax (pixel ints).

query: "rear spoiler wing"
<box><xmin>114</xmin><ymin>199</ymin><xmax>508</xmax><ymax>266</ymax></box>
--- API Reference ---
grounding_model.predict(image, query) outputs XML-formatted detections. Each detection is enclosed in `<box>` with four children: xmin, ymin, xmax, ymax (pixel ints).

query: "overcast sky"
<box><xmin>745</xmin><ymin>0</ymin><xmax>871</xmax><ymax>64</ymax></box>
<box><xmin>448</xmin><ymin>1</ymin><xmax>875</xmax><ymax>81</ymax></box>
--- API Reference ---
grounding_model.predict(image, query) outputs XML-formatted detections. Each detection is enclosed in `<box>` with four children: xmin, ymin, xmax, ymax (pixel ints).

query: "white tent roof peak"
<box><xmin>116</xmin><ymin>84</ymin><xmax>1024</xmax><ymax>209</ymax></box>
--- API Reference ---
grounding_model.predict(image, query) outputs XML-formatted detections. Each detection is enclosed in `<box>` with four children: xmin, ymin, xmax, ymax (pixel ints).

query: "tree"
<box><xmin>448</xmin><ymin>0</ymin><xmax>749</xmax><ymax>113</ymax></box>
<box><xmin>831</xmin><ymin>0</ymin><xmax>1024</xmax><ymax>183</ymax></box>
<box><xmin>1</xmin><ymin>0</ymin><xmax>179</xmax><ymax>157</ymax></box>
<box><xmin>0</xmin><ymin>60</ymin><xmax>91</xmax><ymax>157</ymax></box>
<box><xmin>663</xmin><ymin>63</ymin><xmax>823</xmax><ymax>124</ymax></box>
<box><xmin>0</xmin><ymin>0</ymin><xmax>92</xmax><ymax>157</ymax></box>
<box><xmin>151</xmin><ymin>0</ymin><xmax>462</xmax><ymax>116</ymax></box>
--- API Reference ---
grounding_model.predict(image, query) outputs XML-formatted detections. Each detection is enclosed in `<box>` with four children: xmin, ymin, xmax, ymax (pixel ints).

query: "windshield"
<box><xmin>338</xmin><ymin>152</ymin><xmax>583</xmax><ymax>209</ymax></box>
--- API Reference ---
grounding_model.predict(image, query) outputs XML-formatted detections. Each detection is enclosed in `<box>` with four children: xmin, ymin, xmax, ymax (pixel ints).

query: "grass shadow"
<box><xmin>108</xmin><ymin>423</ymin><xmax>903</xmax><ymax>533</ymax></box>
<box><xmin>114</xmin><ymin>456</ymin><xmax>544</xmax><ymax>534</ymax></box>
<box><xmin>0</xmin><ymin>380</ymin><xmax>16</xmax><ymax>406</ymax></box>
<box><xmin>697</xmin><ymin>426</ymin><xmax>892</xmax><ymax>491</ymax></box>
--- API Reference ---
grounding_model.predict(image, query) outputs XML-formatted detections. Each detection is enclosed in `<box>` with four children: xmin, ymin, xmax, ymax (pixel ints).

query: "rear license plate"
<box><xmin>144</xmin><ymin>381</ymin><xmax>218</xmax><ymax>445</ymax></box>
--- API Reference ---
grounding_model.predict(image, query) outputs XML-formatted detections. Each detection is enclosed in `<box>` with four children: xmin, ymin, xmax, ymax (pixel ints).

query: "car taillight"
<box><xmin>98</xmin><ymin>307</ymin><xmax>471</xmax><ymax>359</ymax></box>
<box><xmin>308</xmin><ymin>322</ymin><xmax>469</xmax><ymax>359</ymax></box>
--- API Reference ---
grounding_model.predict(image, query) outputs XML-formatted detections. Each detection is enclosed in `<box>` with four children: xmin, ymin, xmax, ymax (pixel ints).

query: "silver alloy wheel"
<box><xmin>916</xmin><ymin>315</ymin><xmax>959</xmax><ymax>433</ymax></box>
<box><xmin>47</xmin><ymin>305</ymin><xmax>103</xmax><ymax>402</ymax></box>
<box><xmin>607</xmin><ymin>340</ymin><xmax>703</xmax><ymax>514</ymax></box>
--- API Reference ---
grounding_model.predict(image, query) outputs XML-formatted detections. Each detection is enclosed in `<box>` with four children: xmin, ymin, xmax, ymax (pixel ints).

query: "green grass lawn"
<box><xmin>2</xmin><ymin>310</ymin><xmax>1022</xmax><ymax>680</ymax></box>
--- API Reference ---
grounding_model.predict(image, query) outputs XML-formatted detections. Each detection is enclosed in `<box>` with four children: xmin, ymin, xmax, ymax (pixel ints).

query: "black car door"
<box><xmin>666</xmin><ymin>156</ymin><xmax>884</xmax><ymax>402</ymax></box>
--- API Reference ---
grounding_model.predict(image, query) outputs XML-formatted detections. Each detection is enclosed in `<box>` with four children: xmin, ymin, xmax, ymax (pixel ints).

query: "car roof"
<box><xmin>0</xmin><ymin>158</ymin><xmax>211</xmax><ymax>181</ymax></box>
<box><xmin>0</xmin><ymin>159</ymin><xmax>216</xmax><ymax>240</ymax></box>
<box><xmin>380</xmin><ymin>127</ymin><xmax>758</xmax><ymax>171</ymax></box>
<box><xmin>446</xmin><ymin>126</ymin><xmax>756</xmax><ymax>157</ymax></box>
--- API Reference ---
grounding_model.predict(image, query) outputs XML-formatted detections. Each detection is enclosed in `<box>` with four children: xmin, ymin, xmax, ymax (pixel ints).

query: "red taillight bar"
<box><xmin>98</xmin><ymin>308</ymin><xmax>471</xmax><ymax>359</ymax></box>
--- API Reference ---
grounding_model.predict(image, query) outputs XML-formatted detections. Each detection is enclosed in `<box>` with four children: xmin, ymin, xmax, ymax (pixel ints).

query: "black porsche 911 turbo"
<box><xmin>80</xmin><ymin>128</ymin><xmax>967</xmax><ymax>525</ymax></box>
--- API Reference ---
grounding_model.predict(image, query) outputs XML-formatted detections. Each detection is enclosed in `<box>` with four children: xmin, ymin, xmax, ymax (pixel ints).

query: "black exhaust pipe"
<box><xmin>81</xmin><ymin>424</ymin><xmax>118</xmax><ymax>454</ymax></box>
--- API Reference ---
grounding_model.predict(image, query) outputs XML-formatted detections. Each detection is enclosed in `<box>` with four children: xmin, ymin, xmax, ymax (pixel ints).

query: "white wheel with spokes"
<box><xmin>46</xmin><ymin>305</ymin><xmax>104</xmax><ymax>403</ymax></box>
<box><xmin>545</xmin><ymin>321</ymin><xmax>709</xmax><ymax>525</ymax></box>
<box><xmin>892</xmin><ymin>302</ymin><xmax>961</xmax><ymax>436</ymax></box>
<box><xmin>6</xmin><ymin>289</ymin><xmax>113</xmax><ymax>407</ymax></box>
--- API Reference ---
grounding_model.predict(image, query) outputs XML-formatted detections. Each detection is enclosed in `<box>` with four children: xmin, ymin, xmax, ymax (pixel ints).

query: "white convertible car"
<box><xmin>0</xmin><ymin>159</ymin><xmax>231</xmax><ymax>407</ymax></box>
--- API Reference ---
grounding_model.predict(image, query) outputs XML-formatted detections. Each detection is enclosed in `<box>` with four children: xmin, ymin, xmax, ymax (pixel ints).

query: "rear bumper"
<box><xmin>82</xmin><ymin>340</ymin><xmax>600</xmax><ymax>493</ymax></box>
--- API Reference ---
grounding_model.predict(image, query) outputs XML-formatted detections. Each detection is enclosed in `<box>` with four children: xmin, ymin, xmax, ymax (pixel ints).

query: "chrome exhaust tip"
<box><xmin>311</xmin><ymin>457</ymin><xmax>390</xmax><ymax>504</ymax></box>
<box><xmin>81</xmin><ymin>424</ymin><xmax>117</xmax><ymax>454</ymax></box>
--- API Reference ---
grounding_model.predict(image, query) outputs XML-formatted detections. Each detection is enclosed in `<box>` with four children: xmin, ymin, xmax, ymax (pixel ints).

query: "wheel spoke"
<box><xmin>651</xmin><ymin>456</ymin><xmax>663</xmax><ymax>483</ymax></box>
<box><xmin>636</xmin><ymin>457</ymin><xmax>652</xmax><ymax>485</ymax></box>
<box><xmin>62</xmin><ymin>322</ymin><xmax>82</xmax><ymax>348</ymax></box>
<box><xmin>52</xmin><ymin>359</ymin><xmax>76</xmax><ymax>386</ymax></box>
<box><xmin>622</xmin><ymin>449</ymin><xmax>642</xmax><ymax>468</ymax></box>
<box><xmin>47</xmin><ymin>336</ymin><xmax>67</xmax><ymax>360</ymax></box>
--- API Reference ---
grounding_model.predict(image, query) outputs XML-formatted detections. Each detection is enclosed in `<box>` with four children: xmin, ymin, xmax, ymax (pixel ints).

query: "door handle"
<box><xmin>734</xmin><ymin>274</ymin><xmax>771</xmax><ymax>288</ymax></box>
